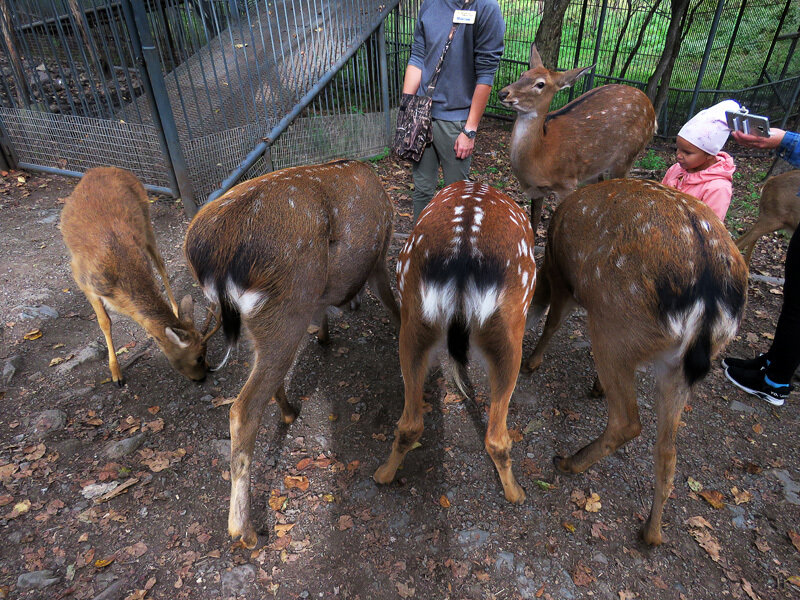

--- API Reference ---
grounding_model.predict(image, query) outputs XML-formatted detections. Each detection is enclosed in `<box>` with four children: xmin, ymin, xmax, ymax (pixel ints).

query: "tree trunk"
<box><xmin>608</xmin><ymin>0</ymin><xmax>635</xmax><ymax>76</ymax></box>
<box><xmin>0</xmin><ymin>0</ymin><xmax>30</xmax><ymax>107</ymax></box>
<box><xmin>533</xmin><ymin>0</ymin><xmax>572</xmax><ymax>68</ymax></box>
<box><xmin>645</xmin><ymin>0</ymin><xmax>690</xmax><ymax>115</ymax></box>
<box><xmin>619</xmin><ymin>1</ymin><xmax>660</xmax><ymax>79</ymax></box>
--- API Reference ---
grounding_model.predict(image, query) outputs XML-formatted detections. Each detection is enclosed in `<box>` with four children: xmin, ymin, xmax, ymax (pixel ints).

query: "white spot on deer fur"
<box><xmin>421</xmin><ymin>280</ymin><xmax>458</xmax><ymax>324</ymax></box>
<box><xmin>288</xmin><ymin>199</ymin><xmax>295</xmax><ymax>208</ymax></box>
<box><xmin>615</xmin><ymin>255</ymin><xmax>626</xmax><ymax>269</ymax></box>
<box><xmin>521</xmin><ymin>271</ymin><xmax>529</xmax><ymax>288</ymax></box>
<box><xmin>667</xmin><ymin>300</ymin><xmax>705</xmax><ymax>355</ymax></box>
<box><xmin>226</xmin><ymin>280</ymin><xmax>267</xmax><ymax>317</ymax></box>
<box><xmin>701</xmin><ymin>220</ymin><xmax>711</xmax><ymax>232</ymax></box>
<box><xmin>454</xmin><ymin>206</ymin><xmax>464</xmax><ymax>215</ymax></box>
<box><xmin>201</xmin><ymin>280</ymin><xmax>219</xmax><ymax>304</ymax></box>
<box><xmin>464</xmin><ymin>280</ymin><xmax>500</xmax><ymax>326</ymax></box>
<box><xmin>453</xmin><ymin>226</ymin><xmax>463</xmax><ymax>234</ymax></box>
<box><xmin>712</xmin><ymin>303</ymin><xmax>740</xmax><ymax>344</ymax></box>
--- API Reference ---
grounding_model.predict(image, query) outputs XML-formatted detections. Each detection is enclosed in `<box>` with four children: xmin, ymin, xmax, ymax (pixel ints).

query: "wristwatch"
<box><xmin>461</xmin><ymin>127</ymin><xmax>477</xmax><ymax>139</ymax></box>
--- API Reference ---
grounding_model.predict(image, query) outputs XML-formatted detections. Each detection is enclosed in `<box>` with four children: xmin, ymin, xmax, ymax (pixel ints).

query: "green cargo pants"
<box><xmin>412</xmin><ymin>119</ymin><xmax>472</xmax><ymax>222</ymax></box>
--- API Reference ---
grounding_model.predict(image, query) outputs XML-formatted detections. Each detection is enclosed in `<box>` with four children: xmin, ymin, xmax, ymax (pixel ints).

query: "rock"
<box><xmin>58</xmin><ymin>386</ymin><xmax>93</xmax><ymax>403</ymax></box>
<box><xmin>53</xmin><ymin>438</ymin><xmax>82</xmax><ymax>456</ymax></box>
<box><xmin>16</xmin><ymin>304</ymin><xmax>59</xmax><ymax>320</ymax></box>
<box><xmin>91</xmin><ymin>579</ymin><xmax>128</xmax><ymax>600</ymax></box>
<box><xmin>457</xmin><ymin>528</ymin><xmax>490</xmax><ymax>553</ymax></box>
<box><xmin>104</xmin><ymin>433</ymin><xmax>145</xmax><ymax>459</ymax></box>
<box><xmin>2</xmin><ymin>355</ymin><xmax>21</xmax><ymax>385</ymax></box>
<box><xmin>82</xmin><ymin>481</ymin><xmax>120</xmax><ymax>500</ymax></box>
<box><xmin>36</xmin><ymin>209</ymin><xmax>60</xmax><ymax>224</ymax></box>
<box><xmin>591</xmin><ymin>551</ymin><xmax>608</xmax><ymax>565</ymax></box>
<box><xmin>57</xmin><ymin>342</ymin><xmax>103</xmax><ymax>374</ymax></box>
<box><xmin>770</xmin><ymin>469</ymin><xmax>800</xmax><ymax>505</ymax></box>
<box><xmin>30</xmin><ymin>409</ymin><xmax>67</xmax><ymax>438</ymax></box>
<box><xmin>221</xmin><ymin>564</ymin><xmax>256</xmax><ymax>598</ymax></box>
<box><xmin>729</xmin><ymin>400</ymin><xmax>757</xmax><ymax>414</ymax></box>
<box><xmin>349</xmin><ymin>478</ymin><xmax>378</xmax><ymax>502</ymax></box>
<box><xmin>211</xmin><ymin>439</ymin><xmax>231</xmax><ymax>462</ymax></box>
<box><xmin>387</xmin><ymin>511</ymin><xmax>410</xmax><ymax>533</ymax></box>
<box><xmin>17</xmin><ymin>569</ymin><xmax>59</xmax><ymax>590</ymax></box>
<box><xmin>495</xmin><ymin>551</ymin><xmax>515</xmax><ymax>572</ymax></box>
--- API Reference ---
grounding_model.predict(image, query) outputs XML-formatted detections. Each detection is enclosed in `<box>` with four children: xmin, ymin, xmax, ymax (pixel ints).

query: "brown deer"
<box><xmin>60</xmin><ymin>167</ymin><xmax>210</xmax><ymax>385</ymax></box>
<box><xmin>184</xmin><ymin>159</ymin><xmax>400</xmax><ymax>548</ymax></box>
<box><xmin>735</xmin><ymin>169</ymin><xmax>800</xmax><ymax>266</ymax></box>
<box><xmin>373</xmin><ymin>180</ymin><xmax>536</xmax><ymax>506</ymax></box>
<box><xmin>524</xmin><ymin>179</ymin><xmax>747</xmax><ymax>545</ymax></box>
<box><xmin>498</xmin><ymin>44</ymin><xmax>656</xmax><ymax>234</ymax></box>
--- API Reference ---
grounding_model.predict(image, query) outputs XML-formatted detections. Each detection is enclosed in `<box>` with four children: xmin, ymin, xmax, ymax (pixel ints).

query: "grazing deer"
<box><xmin>184</xmin><ymin>159</ymin><xmax>400</xmax><ymax>548</ymax></box>
<box><xmin>498</xmin><ymin>44</ymin><xmax>656</xmax><ymax>234</ymax></box>
<box><xmin>524</xmin><ymin>179</ymin><xmax>747</xmax><ymax>545</ymax></box>
<box><xmin>735</xmin><ymin>169</ymin><xmax>800</xmax><ymax>266</ymax></box>
<box><xmin>60</xmin><ymin>167</ymin><xmax>209</xmax><ymax>385</ymax></box>
<box><xmin>373</xmin><ymin>180</ymin><xmax>536</xmax><ymax>505</ymax></box>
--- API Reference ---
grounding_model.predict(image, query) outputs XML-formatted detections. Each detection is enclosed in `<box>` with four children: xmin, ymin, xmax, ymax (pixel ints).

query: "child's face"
<box><xmin>675</xmin><ymin>136</ymin><xmax>717</xmax><ymax>173</ymax></box>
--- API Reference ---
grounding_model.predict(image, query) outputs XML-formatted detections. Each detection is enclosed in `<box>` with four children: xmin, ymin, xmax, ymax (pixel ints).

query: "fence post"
<box><xmin>0</xmin><ymin>112</ymin><xmax>17</xmax><ymax>171</ymax></box>
<box><xmin>121</xmin><ymin>0</ymin><xmax>198</xmax><ymax>217</ymax></box>
<box><xmin>687</xmin><ymin>0</ymin><xmax>725</xmax><ymax>118</ymax></box>
<box><xmin>379</xmin><ymin>21</ymin><xmax>392</xmax><ymax>142</ymax></box>
<box><xmin>757</xmin><ymin>0</ymin><xmax>791</xmax><ymax>85</ymax></box>
<box><xmin>586</xmin><ymin>0</ymin><xmax>607</xmax><ymax>90</ymax></box>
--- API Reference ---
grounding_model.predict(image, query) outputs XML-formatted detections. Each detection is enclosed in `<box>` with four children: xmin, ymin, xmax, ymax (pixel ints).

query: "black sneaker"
<box><xmin>725</xmin><ymin>365</ymin><xmax>791</xmax><ymax>407</ymax></box>
<box><xmin>721</xmin><ymin>353</ymin><xmax>768</xmax><ymax>371</ymax></box>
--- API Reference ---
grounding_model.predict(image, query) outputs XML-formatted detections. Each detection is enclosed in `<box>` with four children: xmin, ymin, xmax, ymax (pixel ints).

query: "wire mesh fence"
<box><xmin>0</xmin><ymin>0</ymin><xmax>798</xmax><ymax>208</ymax></box>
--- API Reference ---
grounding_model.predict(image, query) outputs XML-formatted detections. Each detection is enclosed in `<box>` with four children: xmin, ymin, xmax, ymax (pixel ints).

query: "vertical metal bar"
<box><xmin>568</xmin><ymin>0</ymin><xmax>589</xmax><ymax>102</ymax></box>
<box><xmin>47</xmin><ymin>0</ymin><xmax>92</xmax><ymax>115</ymax></box>
<box><xmin>778</xmin><ymin>22</ymin><xmax>800</xmax><ymax>81</ymax></box>
<box><xmin>687</xmin><ymin>0</ymin><xmax>725</xmax><ymax>118</ymax></box>
<box><xmin>780</xmin><ymin>77</ymin><xmax>800</xmax><ymax>129</ymax></box>
<box><xmin>757</xmin><ymin>0</ymin><xmax>791</xmax><ymax>85</ymax></box>
<box><xmin>122</xmin><ymin>0</ymin><xmax>196</xmax><ymax>215</ymax></box>
<box><xmin>379</xmin><ymin>21</ymin><xmax>391</xmax><ymax>141</ymax></box>
<box><xmin>713</xmin><ymin>0</ymin><xmax>747</xmax><ymax>104</ymax></box>
<box><xmin>586</xmin><ymin>0</ymin><xmax>608</xmax><ymax>90</ymax></box>
<box><xmin>0</xmin><ymin>111</ymin><xmax>17</xmax><ymax>170</ymax></box>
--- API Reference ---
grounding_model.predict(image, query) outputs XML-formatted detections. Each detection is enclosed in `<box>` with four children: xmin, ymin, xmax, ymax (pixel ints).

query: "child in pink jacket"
<box><xmin>662</xmin><ymin>100</ymin><xmax>738</xmax><ymax>221</ymax></box>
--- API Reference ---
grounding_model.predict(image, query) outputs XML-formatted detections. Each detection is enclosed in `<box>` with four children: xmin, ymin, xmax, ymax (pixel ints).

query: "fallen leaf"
<box><xmin>571</xmin><ymin>489</ymin><xmax>587</xmax><ymax>508</ymax></box>
<box><xmin>124</xmin><ymin>591</ymin><xmax>147</xmax><ymax>600</ymax></box>
<box><xmin>685</xmin><ymin>516</ymin><xmax>713</xmax><ymax>529</ymax></box>
<box><xmin>49</xmin><ymin>356</ymin><xmax>65</xmax><ymax>366</ymax></box>
<box><xmin>731</xmin><ymin>487</ymin><xmax>753</xmax><ymax>505</ymax></box>
<box><xmin>591</xmin><ymin>521</ymin><xmax>609</xmax><ymax>540</ymax></box>
<box><xmin>284</xmin><ymin>475</ymin><xmax>309</xmax><ymax>491</ymax></box>
<box><xmin>0</xmin><ymin>495</ymin><xmax>12</xmax><ymax>507</ymax></box>
<box><xmin>296</xmin><ymin>458</ymin><xmax>313</xmax><ymax>470</ymax></box>
<box><xmin>584</xmin><ymin>493</ymin><xmax>601</xmax><ymax>513</ymax></box>
<box><xmin>752</xmin><ymin>423</ymin><xmax>763</xmax><ymax>435</ymax></box>
<box><xmin>699</xmin><ymin>490</ymin><xmax>725</xmax><ymax>509</ymax></box>
<box><xmin>5</xmin><ymin>499</ymin><xmax>31</xmax><ymax>519</ymax></box>
<box><xmin>23</xmin><ymin>329</ymin><xmax>42</xmax><ymax>340</ymax></box>
<box><xmin>144</xmin><ymin>419</ymin><xmax>164</xmax><ymax>433</ymax></box>
<box><xmin>534</xmin><ymin>480</ymin><xmax>554</xmax><ymax>490</ymax></box>
<box><xmin>328</xmin><ymin>413</ymin><xmax>339</xmax><ymax>422</ymax></box>
<box><xmin>269</xmin><ymin>494</ymin><xmax>287</xmax><ymax>511</ymax></box>
<box><xmin>338</xmin><ymin>515</ymin><xmax>354</xmax><ymax>530</ymax></box>
<box><xmin>754</xmin><ymin>538</ymin><xmax>770</xmax><ymax>553</ymax></box>
<box><xmin>439</xmin><ymin>495</ymin><xmax>450</xmax><ymax>508</ymax></box>
<box><xmin>275</xmin><ymin>523</ymin><xmax>295</xmax><ymax>537</ymax></box>
<box><xmin>124</xmin><ymin>541</ymin><xmax>148</xmax><ymax>558</ymax></box>
<box><xmin>562</xmin><ymin>521</ymin><xmax>576</xmax><ymax>533</ymax></box>
<box><xmin>788</xmin><ymin>575</ymin><xmax>800</xmax><ymax>588</ymax></box>
<box><xmin>94</xmin><ymin>556</ymin><xmax>115</xmax><ymax>568</ymax></box>
<box><xmin>147</xmin><ymin>406</ymin><xmax>160</xmax><ymax>415</ymax></box>
<box><xmin>372</xmin><ymin>433</ymin><xmax>387</xmax><ymax>442</ymax></box>
<box><xmin>94</xmin><ymin>477</ymin><xmax>139</xmax><ymax>503</ymax></box>
<box><xmin>687</xmin><ymin>476</ymin><xmax>703</xmax><ymax>492</ymax></box>
<box><xmin>443</xmin><ymin>393</ymin><xmax>462</xmax><ymax>404</ymax></box>
<box><xmin>571</xmin><ymin>561</ymin><xmax>596</xmax><ymax>587</ymax></box>
<box><xmin>0</xmin><ymin>463</ymin><xmax>19</xmax><ymax>480</ymax></box>
<box><xmin>396</xmin><ymin>581</ymin><xmax>415</xmax><ymax>598</ymax></box>
<box><xmin>789</xmin><ymin>530</ymin><xmax>800</xmax><ymax>553</ymax></box>
<box><xmin>691</xmin><ymin>528</ymin><xmax>722</xmax><ymax>562</ymax></box>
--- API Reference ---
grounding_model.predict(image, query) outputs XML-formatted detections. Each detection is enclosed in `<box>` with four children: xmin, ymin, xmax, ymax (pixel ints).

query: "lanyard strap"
<box><xmin>425</xmin><ymin>0</ymin><xmax>475</xmax><ymax>96</ymax></box>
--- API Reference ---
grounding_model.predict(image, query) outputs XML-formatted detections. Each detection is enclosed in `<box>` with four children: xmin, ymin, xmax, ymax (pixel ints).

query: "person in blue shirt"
<box><xmin>723</xmin><ymin>128</ymin><xmax>800</xmax><ymax>406</ymax></box>
<box><xmin>403</xmin><ymin>0</ymin><xmax>505</xmax><ymax>221</ymax></box>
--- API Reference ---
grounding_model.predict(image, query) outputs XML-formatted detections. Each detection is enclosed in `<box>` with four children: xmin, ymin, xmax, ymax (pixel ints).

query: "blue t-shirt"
<box><xmin>408</xmin><ymin>0</ymin><xmax>505</xmax><ymax>121</ymax></box>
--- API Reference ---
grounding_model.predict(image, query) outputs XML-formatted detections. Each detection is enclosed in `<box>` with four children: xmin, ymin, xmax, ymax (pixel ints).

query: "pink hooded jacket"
<box><xmin>661</xmin><ymin>151</ymin><xmax>736</xmax><ymax>221</ymax></box>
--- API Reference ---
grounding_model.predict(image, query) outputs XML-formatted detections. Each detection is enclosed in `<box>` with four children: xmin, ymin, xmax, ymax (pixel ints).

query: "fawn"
<box><xmin>184</xmin><ymin>159</ymin><xmax>400</xmax><ymax>548</ymax></box>
<box><xmin>498</xmin><ymin>44</ymin><xmax>656</xmax><ymax>234</ymax></box>
<box><xmin>373</xmin><ymin>180</ymin><xmax>536</xmax><ymax>506</ymax></box>
<box><xmin>61</xmin><ymin>167</ymin><xmax>209</xmax><ymax>384</ymax></box>
<box><xmin>525</xmin><ymin>179</ymin><xmax>747</xmax><ymax>545</ymax></box>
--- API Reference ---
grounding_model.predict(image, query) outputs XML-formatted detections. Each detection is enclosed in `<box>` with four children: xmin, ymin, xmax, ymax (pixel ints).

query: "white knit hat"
<box><xmin>678</xmin><ymin>99</ymin><xmax>741</xmax><ymax>155</ymax></box>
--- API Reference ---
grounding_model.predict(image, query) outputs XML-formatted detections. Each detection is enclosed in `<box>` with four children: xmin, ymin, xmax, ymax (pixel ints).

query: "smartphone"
<box><xmin>725</xmin><ymin>110</ymin><xmax>770</xmax><ymax>137</ymax></box>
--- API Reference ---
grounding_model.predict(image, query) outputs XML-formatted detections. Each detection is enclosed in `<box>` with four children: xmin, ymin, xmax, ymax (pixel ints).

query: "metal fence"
<box><xmin>1</xmin><ymin>0</ymin><xmax>798</xmax><ymax>212</ymax></box>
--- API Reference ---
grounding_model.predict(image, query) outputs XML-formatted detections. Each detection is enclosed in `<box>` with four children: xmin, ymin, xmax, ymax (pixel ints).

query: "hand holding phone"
<box><xmin>725</xmin><ymin>109</ymin><xmax>770</xmax><ymax>137</ymax></box>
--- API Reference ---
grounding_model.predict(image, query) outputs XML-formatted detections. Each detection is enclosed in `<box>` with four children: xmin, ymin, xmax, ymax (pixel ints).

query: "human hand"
<box><xmin>454</xmin><ymin>133</ymin><xmax>475</xmax><ymax>160</ymax></box>
<box><xmin>731</xmin><ymin>128</ymin><xmax>785</xmax><ymax>150</ymax></box>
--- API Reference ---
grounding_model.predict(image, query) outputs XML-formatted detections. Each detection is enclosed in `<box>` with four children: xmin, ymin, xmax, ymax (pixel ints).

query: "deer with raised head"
<box><xmin>184</xmin><ymin>159</ymin><xmax>400</xmax><ymax>548</ymax></box>
<box><xmin>524</xmin><ymin>179</ymin><xmax>747</xmax><ymax>545</ymax></box>
<box><xmin>373</xmin><ymin>180</ymin><xmax>536</xmax><ymax>505</ymax></box>
<box><xmin>498</xmin><ymin>44</ymin><xmax>657</xmax><ymax>234</ymax></box>
<box><xmin>60</xmin><ymin>167</ymin><xmax>210</xmax><ymax>385</ymax></box>
<box><xmin>735</xmin><ymin>169</ymin><xmax>800</xmax><ymax>266</ymax></box>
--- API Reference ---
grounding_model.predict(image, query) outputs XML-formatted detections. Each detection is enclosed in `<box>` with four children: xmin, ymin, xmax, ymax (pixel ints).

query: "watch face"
<box><xmin>464</xmin><ymin>129</ymin><xmax>476</xmax><ymax>139</ymax></box>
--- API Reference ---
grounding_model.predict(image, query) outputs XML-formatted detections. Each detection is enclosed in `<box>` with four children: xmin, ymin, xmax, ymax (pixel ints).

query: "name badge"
<box><xmin>453</xmin><ymin>9</ymin><xmax>476</xmax><ymax>24</ymax></box>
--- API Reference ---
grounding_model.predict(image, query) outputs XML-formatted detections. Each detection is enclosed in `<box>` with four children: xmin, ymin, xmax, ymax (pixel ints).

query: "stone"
<box><xmin>349</xmin><ymin>478</ymin><xmax>378</xmax><ymax>502</ymax></box>
<box><xmin>91</xmin><ymin>579</ymin><xmax>128</xmax><ymax>600</ymax></box>
<box><xmin>57</xmin><ymin>342</ymin><xmax>103</xmax><ymax>374</ymax></box>
<box><xmin>2</xmin><ymin>355</ymin><xmax>21</xmax><ymax>385</ymax></box>
<box><xmin>495</xmin><ymin>551</ymin><xmax>515</xmax><ymax>572</ymax></box>
<box><xmin>30</xmin><ymin>409</ymin><xmax>67</xmax><ymax>438</ymax></box>
<box><xmin>770</xmin><ymin>469</ymin><xmax>800</xmax><ymax>505</ymax></box>
<box><xmin>16</xmin><ymin>304</ymin><xmax>59</xmax><ymax>320</ymax></box>
<box><xmin>211</xmin><ymin>439</ymin><xmax>231</xmax><ymax>462</ymax></box>
<box><xmin>104</xmin><ymin>433</ymin><xmax>145</xmax><ymax>459</ymax></box>
<box><xmin>17</xmin><ymin>569</ymin><xmax>59</xmax><ymax>590</ymax></box>
<box><xmin>220</xmin><ymin>564</ymin><xmax>256</xmax><ymax>598</ymax></box>
<box><xmin>457</xmin><ymin>528</ymin><xmax>490</xmax><ymax>553</ymax></box>
<box><xmin>36</xmin><ymin>209</ymin><xmax>60</xmax><ymax>224</ymax></box>
<box><xmin>82</xmin><ymin>481</ymin><xmax>120</xmax><ymax>500</ymax></box>
<box><xmin>729</xmin><ymin>400</ymin><xmax>757</xmax><ymax>414</ymax></box>
<box><xmin>53</xmin><ymin>438</ymin><xmax>82</xmax><ymax>456</ymax></box>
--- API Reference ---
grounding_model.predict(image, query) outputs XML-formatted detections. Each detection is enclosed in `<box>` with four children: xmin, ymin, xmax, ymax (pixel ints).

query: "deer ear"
<box><xmin>165</xmin><ymin>326</ymin><xmax>191</xmax><ymax>348</ymax></box>
<box><xmin>556</xmin><ymin>65</ymin><xmax>593</xmax><ymax>90</ymax></box>
<box><xmin>529</xmin><ymin>44</ymin><xmax>543</xmax><ymax>69</ymax></box>
<box><xmin>179</xmin><ymin>294</ymin><xmax>195</xmax><ymax>323</ymax></box>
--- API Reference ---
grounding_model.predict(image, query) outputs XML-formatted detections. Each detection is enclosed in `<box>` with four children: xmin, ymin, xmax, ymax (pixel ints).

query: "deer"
<box><xmin>735</xmin><ymin>169</ymin><xmax>800</xmax><ymax>266</ymax></box>
<box><xmin>523</xmin><ymin>179</ymin><xmax>748</xmax><ymax>545</ymax></box>
<box><xmin>498</xmin><ymin>44</ymin><xmax>657</xmax><ymax>235</ymax></box>
<box><xmin>60</xmin><ymin>167</ymin><xmax>210</xmax><ymax>385</ymax></box>
<box><xmin>183</xmin><ymin>159</ymin><xmax>401</xmax><ymax>548</ymax></box>
<box><xmin>373</xmin><ymin>180</ymin><xmax>536</xmax><ymax>506</ymax></box>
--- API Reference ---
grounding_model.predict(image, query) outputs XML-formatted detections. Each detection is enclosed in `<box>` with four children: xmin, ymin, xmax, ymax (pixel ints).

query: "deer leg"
<box><xmin>529</xmin><ymin>195</ymin><xmax>545</xmax><ymax>237</ymax></box>
<box><xmin>374</xmin><ymin>318</ymin><xmax>438</xmax><ymax>484</ymax></box>
<box><xmin>84</xmin><ymin>292</ymin><xmax>124</xmax><ymax>386</ymax></box>
<box><xmin>555</xmin><ymin>336</ymin><xmax>641</xmax><ymax>473</ymax></box>
<box><xmin>228</xmin><ymin>318</ymin><xmax>306</xmax><ymax>548</ymax></box>
<box><xmin>642</xmin><ymin>361</ymin><xmax>689</xmax><ymax>546</ymax></box>
<box><xmin>273</xmin><ymin>383</ymin><xmax>297</xmax><ymax>424</ymax></box>
<box><xmin>368</xmin><ymin>263</ymin><xmax>401</xmax><ymax>326</ymax></box>
<box><xmin>477</xmin><ymin>312</ymin><xmax>526</xmax><ymax>504</ymax></box>
<box><xmin>523</xmin><ymin>278</ymin><xmax>575</xmax><ymax>373</ymax></box>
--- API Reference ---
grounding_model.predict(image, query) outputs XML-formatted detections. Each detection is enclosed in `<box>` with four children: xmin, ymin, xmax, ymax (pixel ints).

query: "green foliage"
<box><xmin>635</xmin><ymin>149</ymin><xmax>668</xmax><ymax>171</ymax></box>
<box><xmin>368</xmin><ymin>147</ymin><xmax>390</xmax><ymax>162</ymax></box>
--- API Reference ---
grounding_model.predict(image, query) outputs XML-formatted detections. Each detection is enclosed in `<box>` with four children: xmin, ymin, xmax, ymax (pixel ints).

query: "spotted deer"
<box><xmin>735</xmin><ymin>169</ymin><xmax>800</xmax><ymax>266</ymax></box>
<box><xmin>373</xmin><ymin>180</ymin><xmax>536</xmax><ymax>505</ymax></box>
<box><xmin>524</xmin><ymin>179</ymin><xmax>747</xmax><ymax>545</ymax></box>
<box><xmin>184</xmin><ymin>159</ymin><xmax>400</xmax><ymax>548</ymax></box>
<box><xmin>60</xmin><ymin>167</ymin><xmax>209</xmax><ymax>385</ymax></box>
<box><xmin>498</xmin><ymin>44</ymin><xmax>656</xmax><ymax>234</ymax></box>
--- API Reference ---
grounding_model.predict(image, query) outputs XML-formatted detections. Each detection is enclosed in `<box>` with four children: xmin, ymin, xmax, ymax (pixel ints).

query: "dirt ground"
<box><xmin>1</xmin><ymin>120</ymin><xmax>799</xmax><ymax>600</ymax></box>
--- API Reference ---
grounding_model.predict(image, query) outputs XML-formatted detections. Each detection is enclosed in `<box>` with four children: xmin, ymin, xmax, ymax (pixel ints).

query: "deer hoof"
<box><xmin>552</xmin><ymin>455</ymin><xmax>569</xmax><ymax>472</ymax></box>
<box><xmin>521</xmin><ymin>354</ymin><xmax>542</xmax><ymax>374</ymax></box>
<box><xmin>504</xmin><ymin>483</ymin><xmax>526</xmax><ymax>505</ymax></box>
<box><xmin>281</xmin><ymin>407</ymin><xmax>298</xmax><ymax>425</ymax></box>
<box><xmin>640</xmin><ymin>520</ymin><xmax>663</xmax><ymax>546</ymax></box>
<box><xmin>373</xmin><ymin>463</ymin><xmax>395</xmax><ymax>485</ymax></box>
<box><xmin>113</xmin><ymin>377</ymin><xmax>126</xmax><ymax>388</ymax></box>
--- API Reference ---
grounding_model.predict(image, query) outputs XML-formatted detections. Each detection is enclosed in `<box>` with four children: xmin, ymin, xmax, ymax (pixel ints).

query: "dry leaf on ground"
<box><xmin>699</xmin><ymin>489</ymin><xmax>725</xmax><ymax>509</ymax></box>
